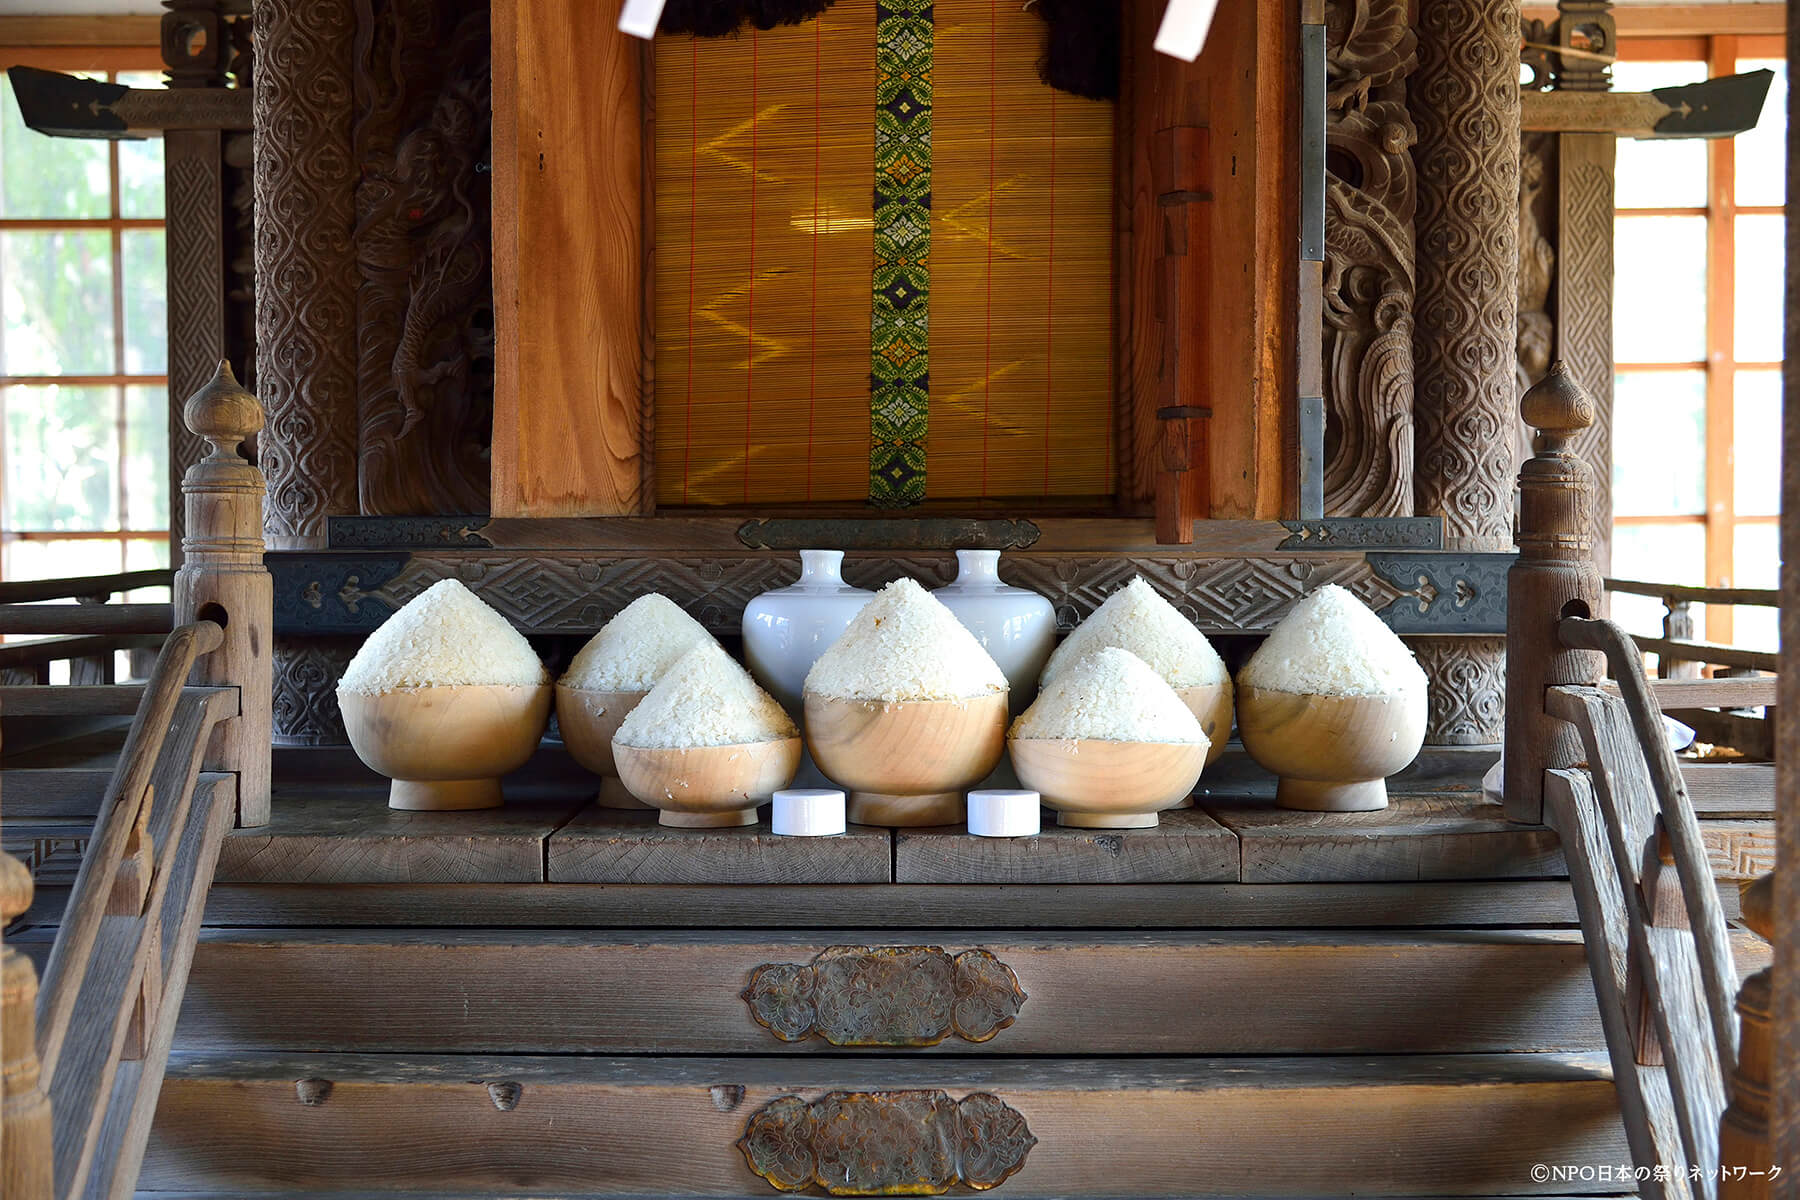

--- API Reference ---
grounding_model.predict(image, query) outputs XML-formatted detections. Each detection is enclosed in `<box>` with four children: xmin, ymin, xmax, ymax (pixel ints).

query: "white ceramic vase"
<box><xmin>742</xmin><ymin>550</ymin><xmax>874</xmax><ymax>787</ymax></box>
<box><xmin>933</xmin><ymin>549</ymin><xmax>1056</xmax><ymax>718</ymax></box>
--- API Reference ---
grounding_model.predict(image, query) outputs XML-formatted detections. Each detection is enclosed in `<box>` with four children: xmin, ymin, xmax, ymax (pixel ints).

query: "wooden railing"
<box><xmin>0</xmin><ymin>360</ymin><xmax>271</xmax><ymax>1200</ymax></box>
<box><xmin>1508</xmin><ymin>363</ymin><xmax>1769</xmax><ymax>1196</ymax></box>
<box><xmin>0</xmin><ymin>572</ymin><xmax>176</xmax><ymax>687</ymax></box>
<box><xmin>1604</xmin><ymin>578</ymin><xmax>1780</xmax><ymax>681</ymax></box>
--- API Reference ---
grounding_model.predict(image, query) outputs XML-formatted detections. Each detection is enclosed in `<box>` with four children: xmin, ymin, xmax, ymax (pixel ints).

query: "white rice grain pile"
<box><xmin>1238</xmin><ymin>584</ymin><xmax>1427</xmax><ymax>697</ymax></box>
<box><xmin>1011</xmin><ymin>647</ymin><xmax>1208</xmax><ymax>745</ymax></box>
<box><xmin>804</xmin><ymin>577</ymin><xmax>1007</xmax><ymax>703</ymax></box>
<box><xmin>614</xmin><ymin>641</ymin><xmax>797</xmax><ymax>748</ymax></box>
<box><xmin>337</xmin><ymin>579</ymin><xmax>546</xmax><ymax>694</ymax></box>
<box><xmin>559</xmin><ymin>594</ymin><xmax>714</xmax><ymax>691</ymax></box>
<box><xmin>1041</xmin><ymin>577</ymin><xmax>1228</xmax><ymax>688</ymax></box>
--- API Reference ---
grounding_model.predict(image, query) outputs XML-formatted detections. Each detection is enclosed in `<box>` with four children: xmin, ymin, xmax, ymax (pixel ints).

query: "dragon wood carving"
<box><xmin>1322</xmin><ymin>0</ymin><xmax>1418</xmax><ymax>518</ymax></box>
<box><xmin>351</xmin><ymin>0</ymin><xmax>494</xmax><ymax>515</ymax></box>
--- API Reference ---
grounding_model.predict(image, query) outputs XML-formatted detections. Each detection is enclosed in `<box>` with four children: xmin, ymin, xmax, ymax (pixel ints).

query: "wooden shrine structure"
<box><xmin>0</xmin><ymin>0</ymin><xmax>1793</xmax><ymax>1195</ymax></box>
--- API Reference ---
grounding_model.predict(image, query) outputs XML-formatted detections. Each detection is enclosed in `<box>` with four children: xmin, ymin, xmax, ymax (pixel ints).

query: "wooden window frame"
<box><xmin>0</xmin><ymin>49</ymin><xmax>169</xmax><ymax>583</ymax></box>
<box><xmin>1612</xmin><ymin>31</ymin><xmax>1785</xmax><ymax>645</ymax></box>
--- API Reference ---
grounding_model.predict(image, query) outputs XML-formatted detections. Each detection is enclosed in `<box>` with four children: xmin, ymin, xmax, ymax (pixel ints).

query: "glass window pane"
<box><xmin>116</xmin><ymin>72</ymin><xmax>166</xmax><ymax>219</ymax></box>
<box><xmin>125</xmin><ymin>385</ymin><xmax>169</xmax><ymax>532</ymax></box>
<box><xmin>0</xmin><ymin>230</ymin><xmax>117</xmax><ymax>376</ymax></box>
<box><xmin>0</xmin><ymin>70</ymin><xmax>109</xmax><ymax>219</ymax></box>
<box><xmin>1735</xmin><ymin>58</ymin><xmax>1786</xmax><ymax>207</ymax></box>
<box><xmin>1733</xmin><ymin>523</ymin><xmax>1779</xmax><ymax>652</ymax></box>
<box><xmin>1615</xmin><ymin>216</ymin><xmax>1707</xmax><ymax>363</ymax></box>
<box><xmin>1613</xmin><ymin>370</ymin><xmax>1706</xmax><ymax>515</ymax></box>
<box><xmin>124</xmin><ymin>537</ymin><xmax>169</xmax><ymax>572</ymax></box>
<box><xmin>122</xmin><ymin>230</ymin><xmax>166</xmax><ymax>374</ymax></box>
<box><xmin>1735</xmin><ymin>369</ymin><xmax>1780</xmax><ymax>516</ymax></box>
<box><xmin>4</xmin><ymin>537</ymin><xmax>124</xmax><ymax>583</ymax></box>
<box><xmin>3</xmin><ymin>385</ymin><xmax>120</xmax><ymax>532</ymax></box>
<box><xmin>1734</xmin><ymin>213</ymin><xmax>1784</xmax><ymax>362</ymax></box>
<box><xmin>1613</xmin><ymin>62</ymin><xmax>1710</xmax><ymax>209</ymax></box>
<box><xmin>1609</xmin><ymin>522</ymin><xmax>1707</xmax><ymax>640</ymax></box>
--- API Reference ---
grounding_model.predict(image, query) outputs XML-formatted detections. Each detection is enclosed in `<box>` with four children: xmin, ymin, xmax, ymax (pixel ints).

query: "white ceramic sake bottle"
<box><xmin>742</xmin><ymin>550</ymin><xmax>874</xmax><ymax>788</ymax></box>
<box><xmin>932</xmin><ymin>549</ymin><xmax>1056</xmax><ymax>718</ymax></box>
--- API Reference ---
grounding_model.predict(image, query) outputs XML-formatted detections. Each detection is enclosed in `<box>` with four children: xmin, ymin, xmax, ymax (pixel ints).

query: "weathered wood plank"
<box><xmin>0</xmin><ymin>770</ymin><xmax>113</xmax><ymax>819</ymax></box>
<box><xmin>172</xmin><ymin>928</ymin><xmax>1602</xmax><ymax>1056</ymax></box>
<box><xmin>1546</xmin><ymin>767</ymin><xmax>1694</xmax><ymax>1197</ymax></box>
<box><xmin>195</xmin><ymin>880</ymin><xmax>1590</xmax><ymax>929</ymax></box>
<box><xmin>896</xmin><ymin>808</ymin><xmax>1237</xmax><ymax>884</ymax></box>
<box><xmin>1207</xmin><ymin>794</ymin><xmax>1566</xmax><ymax>883</ymax></box>
<box><xmin>1693</xmin><ymin>819</ymin><xmax>1777</xmax><ymax>882</ymax></box>
<box><xmin>547</xmin><ymin>807</ymin><xmax>890</xmax><ymax>884</ymax></box>
<box><xmin>1680</xmin><ymin>763</ymin><xmax>1775</xmax><ymax>818</ymax></box>
<box><xmin>213</xmin><ymin>791</ymin><xmax>580</xmax><ymax>885</ymax></box>
<box><xmin>143</xmin><ymin>1053</ymin><xmax>1631</xmax><ymax>1196</ymax></box>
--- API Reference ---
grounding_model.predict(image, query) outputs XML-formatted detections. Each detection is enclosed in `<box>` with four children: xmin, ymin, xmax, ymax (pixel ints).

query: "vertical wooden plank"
<box><xmin>1773</xmin><ymin>1</ymin><xmax>1798</xmax><ymax>1180</ymax></box>
<box><xmin>1121</xmin><ymin>0</ymin><xmax>1294</xmax><ymax>527</ymax></box>
<box><xmin>491</xmin><ymin>0</ymin><xmax>649</xmax><ymax>517</ymax></box>
<box><xmin>1</xmin><ymin>713</ymin><xmax>54</xmax><ymax>1199</ymax></box>
<box><xmin>1704</xmin><ymin>34</ymin><xmax>1738</xmax><ymax>645</ymax></box>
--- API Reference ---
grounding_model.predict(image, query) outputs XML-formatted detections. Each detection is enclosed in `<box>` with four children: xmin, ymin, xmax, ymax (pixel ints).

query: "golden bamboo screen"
<box><xmin>653</xmin><ymin>0</ymin><xmax>1115</xmax><ymax>507</ymax></box>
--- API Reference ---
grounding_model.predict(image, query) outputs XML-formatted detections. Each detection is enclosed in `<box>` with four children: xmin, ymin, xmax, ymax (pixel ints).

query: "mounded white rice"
<box><xmin>337</xmin><ymin>578</ymin><xmax>546</xmax><ymax>694</ymax></box>
<box><xmin>804</xmin><ymin>577</ymin><xmax>1007</xmax><ymax>702</ymax></box>
<box><xmin>614</xmin><ymin>641</ymin><xmax>797</xmax><ymax>748</ymax></box>
<box><xmin>1010</xmin><ymin>647</ymin><xmax>1208</xmax><ymax>745</ymax></box>
<box><xmin>1041</xmin><ymin>577</ymin><xmax>1228</xmax><ymax>688</ymax></box>
<box><xmin>1238</xmin><ymin>583</ymin><xmax>1428</xmax><ymax>697</ymax></box>
<box><xmin>558</xmin><ymin>594</ymin><xmax>714</xmax><ymax>691</ymax></box>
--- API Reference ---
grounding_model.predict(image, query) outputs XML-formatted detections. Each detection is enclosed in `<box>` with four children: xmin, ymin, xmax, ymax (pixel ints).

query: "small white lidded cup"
<box><xmin>967</xmin><ymin>789</ymin><xmax>1041</xmax><ymax>838</ymax></box>
<box><xmin>771</xmin><ymin>788</ymin><xmax>847</xmax><ymax>837</ymax></box>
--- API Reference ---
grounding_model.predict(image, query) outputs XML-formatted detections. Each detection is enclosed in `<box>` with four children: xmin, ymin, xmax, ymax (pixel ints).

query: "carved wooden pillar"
<box><xmin>1504</xmin><ymin>361</ymin><xmax>1604</xmax><ymax>824</ymax></box>
<box><xmin>1321</xmin><ymin>0</ymin><xmax>1417</xmax><ymax>519</ymax></box>
<box><xmin>0</xmin><ymin>852</ymin><xmax>52</xmax><ymax>1200</ymax></box>
<box><xmin>175</xmin><ymin>361</ymin><xmax>274</xmax><ymax>827</ymax></box>
<box><xmin>253</xmin><ymin>0</ymin><xmax>358</xmax><ymax>550</ymax></box>
<box><xmin>1407</xmin><ymin>0</ymin><xmax>1519</xmax><ymax>745</ymax></box>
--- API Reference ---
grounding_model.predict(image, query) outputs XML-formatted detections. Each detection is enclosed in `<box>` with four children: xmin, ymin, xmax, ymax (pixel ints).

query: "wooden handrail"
<box><xmin>1605</xmin><ymin>578</ymin><xmax>1780</xmax><ymax>608</ymax></box>
<box><xmin>0</xmin><ymin>605</ymin><xmax>175</xmax><ymax>636</ymax></box>
<box><xmin>34</xmin><ymin>620</ymin><xmax>222</xmax><ymax>1088</ymax></box>
<box><xmin>0</xmin><ymin>572</ymin><xmax>171</xmax><ymax>607</ymax></box>
<box><xmin>0</xmin><ymin>635</ymin><xmax>161</xmax><ymax>675</ymax></box>
<box><xmin>1557</xmin><ymin>616</ymin><xmax>1741</xmax><ymax>1086</ymax></box>
<box><xmin>1630</xmin><ymin>637</ymin><xmax>1780</xmax><ymax>674</ymax></box>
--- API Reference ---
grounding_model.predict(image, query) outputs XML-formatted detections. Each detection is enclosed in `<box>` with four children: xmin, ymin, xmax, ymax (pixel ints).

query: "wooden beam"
<box><xmin>1522</xmin><ymin>5</ymin><xmax>1786</xmax><ymax>39</ymax></box>
<box><xmin>490</xmin><ymin>0</ymin><xmax>649</xmax><ymax>517</ymax></box>
<box><xmin>0</xmin><ymin>16</ymin><xmax>162</xmax><ymax>48</ymax></box>
<box><xmin>1523</xmin><ymin>89</ymin><xmax>1674</xmax><ymax>135</ymax></box>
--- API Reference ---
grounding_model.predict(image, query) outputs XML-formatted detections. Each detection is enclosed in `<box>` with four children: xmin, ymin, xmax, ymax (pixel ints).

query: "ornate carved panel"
<box><xmin>1556</xmin><ymin>137</ymin><xmax>1617</xmax><ymax>574</ymax></box>
<box><xmin>743</xmin><ymin>946</ymin><xmax>1026</xmax><ymax>1046</ymax></box>
<box><xmin>255</xmin><ymin>0</ymin><xmax>360</xmax><ymax>548</ymax></box>
<box><xmin>269</xmin><ymin>551</ymin><xmax>1436</xmax><ymax>637</ymax></box>
<box><xmin>739</xmin><ymin>1090</ymin><xmax>1035</xmax><ymax>1195</ymax></box>
<box><xmin>1409</xmin><ymin>0</ymin><xmax>1522</xmax><ymax>551</ymax></box>
<box><xmin>1407</xmin><ymin>635</ymin><xmax>1506</xmax><ymax>745</ymax></box>
<box><xmin>271</xmin><ymin>636</ymin><xmax>358</xmax><ymax>745</ymax></box>
<box><xmin>1322</xmin><ymin>0</ymin><xmax>1417</xmax><ymax>519</ymax></box>
<box><xmin>351</xmin><ymin>0</ymin><xmax>493</xmax><ymax>514</ymax></box>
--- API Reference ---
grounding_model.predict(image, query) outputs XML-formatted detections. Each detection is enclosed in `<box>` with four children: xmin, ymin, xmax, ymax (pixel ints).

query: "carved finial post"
<box><xmin>1505</xmin><ymin>360</ymin><xmax>1605</xmax><ymax>823</ymax></box>
<box><xmin>0</xmin><ymin>850</ymin><xmax>53</xmax><ymax>1200</ymax></box>
<box><xmin>174</xmin><ymin>359</ymin><xmax>274</xmax><ymax>827</ymax></box>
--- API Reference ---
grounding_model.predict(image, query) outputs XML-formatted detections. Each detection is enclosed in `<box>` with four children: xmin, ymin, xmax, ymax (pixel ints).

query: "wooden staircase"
<box><xmin>6</xmin><ymin>737</ymin><xmax>1773</xmax><ymax>1197</ymax></box>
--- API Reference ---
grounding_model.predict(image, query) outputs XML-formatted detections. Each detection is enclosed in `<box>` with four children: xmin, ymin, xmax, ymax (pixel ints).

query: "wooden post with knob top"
<box><xmin>1505</xmin><ymin>360</ymin><xmax>1606</xmax><ymax>824</ymax></box>
<box><xmin>1</xmin><ymin>848</ymin><xmax>53</xmax><ymax>1200</ymax></box>
<box><xmin>174</xmin><ymin>360</ymin><xmax>273</xmax><ymax>827</ymax></box>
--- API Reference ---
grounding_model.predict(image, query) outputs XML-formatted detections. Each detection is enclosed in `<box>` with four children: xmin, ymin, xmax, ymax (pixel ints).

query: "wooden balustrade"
<box><xmin>0</xmin><ymin>358</ymin><xmax>273</xmax><ymax>1196</ymax></box>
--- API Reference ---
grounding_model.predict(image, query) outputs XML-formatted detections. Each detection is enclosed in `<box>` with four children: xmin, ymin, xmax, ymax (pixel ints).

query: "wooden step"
<box><xmin>172</xmin><ymin>928</ymin><xmax>1604</xmax><ymax>1056</ymax></box>
<box><xmin>142</xmin><ymin>1053</ymin><xmax>1629</xmax><ymax>1196</ymax></box>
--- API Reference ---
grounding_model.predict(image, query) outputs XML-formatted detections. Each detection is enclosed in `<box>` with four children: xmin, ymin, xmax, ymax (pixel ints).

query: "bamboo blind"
<box><xmin>652</xmin><ymin>0</ymin><xmax>1115</xmax><ymax>506</ymax></box>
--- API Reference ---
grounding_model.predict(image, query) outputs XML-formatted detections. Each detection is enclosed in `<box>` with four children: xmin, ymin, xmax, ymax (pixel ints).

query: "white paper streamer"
<box><xmin>618</xmin><ymin>0</ymin><xmax>668</xmax><ymax>40</ymax></box>
<box><xmin>1154</xmin><ymin>0</ymin><xmax>1222</xmax><ymax>62</ymax></box>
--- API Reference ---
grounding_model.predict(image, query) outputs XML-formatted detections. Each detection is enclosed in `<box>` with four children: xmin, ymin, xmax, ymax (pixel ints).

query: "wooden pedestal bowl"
<box><xmin>338</xmin><ymin>683</ymin><xmax>552</xmax><ymax>811</ymax></box>
<box><xmin>1236</xmin><ymin>684</ymin><xmax>1427</xmax><ymax>812</ymax></box>
<box><xmin>612</xmin><ymin>736</ymin><xmax>802</xmax><ymax>828</ymax></box>
<box><xmin>1175</xmin><ymin>683</ymin><xmax>1234</xmax><ymax>768</ymax></box>
<box><xmin>803</xmin><ymin>691</ymin><xmax>1009</xmax><ymax>826</ymax></box>
<box><xmin>1009</xmin><ymin>737</ymin><xmax>1206</xmax><ymax>828</ymax></box>
<box><xmin>554</xmin><ymin>684</ymin><xmax>651</xmax><ymax>809</ymax></box>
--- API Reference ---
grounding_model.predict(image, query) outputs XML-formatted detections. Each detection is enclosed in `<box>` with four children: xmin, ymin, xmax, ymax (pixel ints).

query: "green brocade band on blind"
<box><xmin>651</xmin><ymin>0</ymin><xmax>1116</xmax><ymax>508</ymax></box>
<box><xmin>869</xmin><ymin>0</ymin><xmax>934</xmax><ymax>507</ymax></box>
